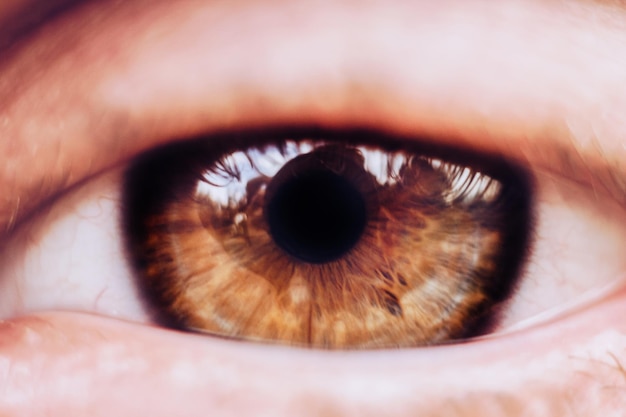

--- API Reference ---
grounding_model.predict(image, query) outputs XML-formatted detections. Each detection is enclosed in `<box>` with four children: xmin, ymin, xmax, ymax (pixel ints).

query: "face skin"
<box><xmin>1</xmin><ymin>0</ymin><xmax>626</xmax><ymax>415</ymax></box>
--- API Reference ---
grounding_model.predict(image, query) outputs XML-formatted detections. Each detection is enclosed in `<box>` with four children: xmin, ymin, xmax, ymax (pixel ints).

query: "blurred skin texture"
<box><xmin>1</xmin><ymin>0</ymin><xmax>626</xmax><ymax>416</ymax></box>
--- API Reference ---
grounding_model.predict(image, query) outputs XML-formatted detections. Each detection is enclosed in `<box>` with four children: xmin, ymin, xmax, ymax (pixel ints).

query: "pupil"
<box><xmin>266</xmin><ymin>168</ymin><xmax>367</xmax><ymax>264</ymax></box>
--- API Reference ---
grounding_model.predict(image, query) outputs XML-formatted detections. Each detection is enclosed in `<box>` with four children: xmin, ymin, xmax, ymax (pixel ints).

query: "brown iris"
<box><xmin>123</xmin><ymin>129</ymin><xmax>531</xmax><ymax>349</ymax></box>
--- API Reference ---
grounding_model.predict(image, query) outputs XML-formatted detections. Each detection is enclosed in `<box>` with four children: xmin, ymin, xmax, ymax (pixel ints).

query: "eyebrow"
<box><xmin>1</xmin><ymin>0</ymin><xmax>626</xmax><ymax>237</ymax></box>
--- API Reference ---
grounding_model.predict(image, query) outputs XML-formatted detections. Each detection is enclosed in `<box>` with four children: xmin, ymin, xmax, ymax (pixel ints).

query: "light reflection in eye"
<box><xmin>122</xmin><ymin>131</ymin><xmax>531</xmax><ymax>349</ymax></box>
<box><xmin>198</xmin><ymin>142</ymin><xmax>502</xmax><ymax>205</ymax></box>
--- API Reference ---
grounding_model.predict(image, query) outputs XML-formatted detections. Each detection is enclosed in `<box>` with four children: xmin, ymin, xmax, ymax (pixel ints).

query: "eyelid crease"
<box><xmin>0</xmin><ymin>0</ymin><xmax>94</xmax><ymax>57</ymax></box>
<box><xmin>503</xmin><ymin>137</ymin><xmax>626</xmax><ymax>210</ymax></box>
<box><xmin>1</xmin><ymin>0</ymin><xmax>626</xmax><ymax>237</ymax></box>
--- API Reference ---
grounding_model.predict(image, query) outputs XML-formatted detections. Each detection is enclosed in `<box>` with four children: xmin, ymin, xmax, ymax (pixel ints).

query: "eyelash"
<box><xmin>121</xmin><ymin>126</ymin><xmax>535</xmax><ymax>349</ymax></box>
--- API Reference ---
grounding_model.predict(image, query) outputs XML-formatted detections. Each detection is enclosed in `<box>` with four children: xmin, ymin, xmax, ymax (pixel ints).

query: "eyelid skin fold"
<box><xmin>1</xmin><ymin>0</ymin><xmax>626</xmax><ymax>235</ymax></box>
<box><xmin>0</xmin><ymin>0</ymin><xmax>90</xmax><ymax>54</ymax></box>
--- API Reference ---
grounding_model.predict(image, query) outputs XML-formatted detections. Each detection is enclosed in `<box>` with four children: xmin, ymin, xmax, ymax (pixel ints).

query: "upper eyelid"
<box><xmin>1</xmin><ymin>0</ymin><xmax>626</xmax><ymax>236</ymax></box>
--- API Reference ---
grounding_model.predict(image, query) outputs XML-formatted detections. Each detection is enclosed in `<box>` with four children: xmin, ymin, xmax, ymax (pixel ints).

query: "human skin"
<box><xmin>1</xmin><ymin>0</ymin><xmax>626</xmax><ymax>416</ymax></box>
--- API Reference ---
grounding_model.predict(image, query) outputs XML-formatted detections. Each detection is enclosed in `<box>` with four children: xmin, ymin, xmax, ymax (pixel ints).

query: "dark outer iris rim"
<box><xmin>121</xmin><ymin>125</ymin><xmax>535</xmax><ymax>348</ymax></box>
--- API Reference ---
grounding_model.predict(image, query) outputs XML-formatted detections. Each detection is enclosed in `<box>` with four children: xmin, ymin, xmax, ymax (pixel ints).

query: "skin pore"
<box><xmin>1</xmin><ymin>0</ymin><xmax>626</xmax><ymax>415</ymax></box>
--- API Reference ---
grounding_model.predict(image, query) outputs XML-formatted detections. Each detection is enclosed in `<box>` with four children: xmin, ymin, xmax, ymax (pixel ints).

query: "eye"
<box><xmin>4</xmin><ymin>0</ymin><xmax>626</xmax><ymax>414</ymax></box>
<box><xmin>122</xmin><ymin>128</ymin><xmax>532</xmax><ymax>348</ymax></box>
<box><xmin>3</xmin><ymin>118</ymin><xmax>626</xmax><ymax>353</ymax></box>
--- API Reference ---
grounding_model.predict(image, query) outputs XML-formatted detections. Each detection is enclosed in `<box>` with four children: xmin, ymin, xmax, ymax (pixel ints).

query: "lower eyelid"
<box><xmin>2</xmin><ymin>302</ymin><xmax>626</xmax><ymax>417</ymax></box>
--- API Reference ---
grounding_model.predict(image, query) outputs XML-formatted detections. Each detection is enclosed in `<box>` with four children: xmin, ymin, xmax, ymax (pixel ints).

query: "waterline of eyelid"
<box><xmin>490</xmin><ymin>277</ymin><xmax>626</xmax><ymax>335</ymax></box>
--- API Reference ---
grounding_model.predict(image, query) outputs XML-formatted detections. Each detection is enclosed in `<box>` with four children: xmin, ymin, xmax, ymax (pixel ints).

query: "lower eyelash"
<box><xmin>122</xmin><ymin>127</ymin><xmax>533</xmax><ymax>349</ymax></box>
